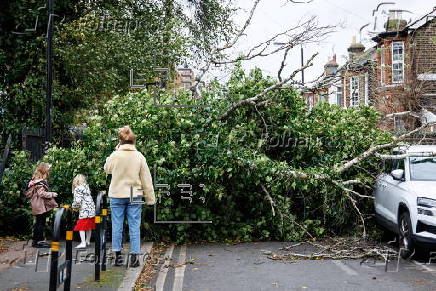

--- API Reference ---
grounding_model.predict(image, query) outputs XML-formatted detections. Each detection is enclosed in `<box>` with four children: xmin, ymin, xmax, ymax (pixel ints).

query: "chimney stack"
<box><xmin>324</xmin><ymin>54</ymin><xmax>338</xmax><ymax>76</ymax></box>
<box><xmin>347</xmin><ymin>36</ymin><xmax>365</xmax><ymax>61</ymax></box>
<box><xmin>385</xmin><ymin>10</ymin><xmax>408</xmax><ymax>32</ymax></box>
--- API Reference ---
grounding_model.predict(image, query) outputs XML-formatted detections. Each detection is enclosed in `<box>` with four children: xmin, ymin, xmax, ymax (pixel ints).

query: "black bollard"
<box><xmin>64</xmin><ymin>207</ymin><xmax>73</xmax><ymax>291</ymax></box>
<box><xmin>94</xmin><ymin>214</ymin><xmax>101</xmax><ymax>281</ymax></box>
<box><xmin>49</xmin><ymin>206</ymin><xmax>73</xmax><ymax>291</ymax></box>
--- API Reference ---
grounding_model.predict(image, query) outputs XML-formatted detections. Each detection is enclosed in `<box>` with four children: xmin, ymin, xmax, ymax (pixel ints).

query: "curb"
<box><xmin>117</xmin><ymin>242</ymin><xmax>153</xmax><ymax>291</ymax></box>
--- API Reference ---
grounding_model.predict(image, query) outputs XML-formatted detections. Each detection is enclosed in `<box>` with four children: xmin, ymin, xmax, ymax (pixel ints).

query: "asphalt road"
<box><xmin>2</xmin><ymin>241</ymin><xmax>436</xmax><ymax>290</ymax></box>
<box><xmin>151</xmin><ymin>242</ymin><xmax>436</xmax><ymax>291</ymax></box>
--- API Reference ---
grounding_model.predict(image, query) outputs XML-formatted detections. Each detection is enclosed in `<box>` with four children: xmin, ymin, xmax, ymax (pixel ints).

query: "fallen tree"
<box><xmin>2</xmin><ymin>0</ymin><xmax>434</xmax><ymax>242</ymax></box>
<box><xmin>0</xmin><ymin>66</ymin><xmax>413</xmax><ymax>241</ymax></box>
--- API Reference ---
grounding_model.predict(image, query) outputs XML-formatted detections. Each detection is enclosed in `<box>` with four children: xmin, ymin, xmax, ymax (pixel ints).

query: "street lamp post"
<box><xmin>300</xmin><ymin>45</ymin><xmax>304</xmax><ymax>85</ymax></box>
<box><xmin>45</xmin><ymin>0</ymin><xmax>54</xmax><ymax>144</ymax></box>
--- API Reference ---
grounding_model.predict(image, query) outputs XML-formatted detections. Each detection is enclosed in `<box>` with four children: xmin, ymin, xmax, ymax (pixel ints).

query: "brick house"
<box><xmin>305</xmin><ymin>8</ymin><xmax>436</xmax><ymax>130</ymax></box>
<box><xmin>174</xmin><ymin>67</ymin><xmax>196</xmax><ymax>89</ymax></box>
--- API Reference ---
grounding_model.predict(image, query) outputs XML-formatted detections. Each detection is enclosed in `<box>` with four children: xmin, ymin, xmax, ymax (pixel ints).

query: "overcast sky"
<box><xmin>213</xmin><ymin>0</ymin><xmax>434</xmax><ymax>84</ymax></box>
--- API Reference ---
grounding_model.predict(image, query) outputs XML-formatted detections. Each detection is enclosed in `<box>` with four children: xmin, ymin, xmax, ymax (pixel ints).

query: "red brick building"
<box><xmin>305</xmin><ymin>8</ymin><xmax>436</xmax><ymax>130</ymax></box>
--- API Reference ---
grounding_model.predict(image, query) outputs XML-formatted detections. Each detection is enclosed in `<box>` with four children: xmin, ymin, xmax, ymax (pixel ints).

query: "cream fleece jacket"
<box><xmin>104</xmin><ymin>144</ymin><xmax>155</xmax><ymax>204</ymax></box>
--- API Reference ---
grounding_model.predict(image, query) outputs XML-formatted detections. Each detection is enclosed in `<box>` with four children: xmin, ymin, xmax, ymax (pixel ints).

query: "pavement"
<box><xmin>149</xmin><ymin>242</ymin><xmax>436</xmax><ymax>291</ymax></box>
<box><xmin>0</xmin><ymin>240</ymin><xmax>153</xmax><ymax>291</ymax></box>
<box><xmin>2</xmin><ymin>241</ymin><xmax>436</xmax><ymax>291</ymax></box>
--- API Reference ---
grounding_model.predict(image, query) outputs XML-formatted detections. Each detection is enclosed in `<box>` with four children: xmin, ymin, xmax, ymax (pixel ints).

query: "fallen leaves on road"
<box><xmin>134</xmin><ymin>243</ymin><xmax>168</xmax><ymax>291</ymax></box>
<box><xmin>265</xmin><ymin>237</ymin><xmax>397</xmax><ymax>261</ymax></box>
<box><xmin>0</xmin><ymin>236</ymin><xmax>20</xmax><ymax>254</ymax></box>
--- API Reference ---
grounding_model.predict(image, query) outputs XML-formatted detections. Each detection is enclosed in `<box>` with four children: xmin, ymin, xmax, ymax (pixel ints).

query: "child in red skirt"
<box><xmin>72</xmin><ymin>174</ymin><xmax>96</xmax><ymax>248</ymax></box>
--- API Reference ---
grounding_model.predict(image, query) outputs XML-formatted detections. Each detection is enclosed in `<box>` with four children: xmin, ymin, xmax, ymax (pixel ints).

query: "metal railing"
<box><xmin>49</xmin><ymin>206</ymin><xmax>73</xmax><ymax>291</ymax></box>
<box><xmin>95</xmin><ymin>191</ymin><xmax>109</xmax><ymax>281</ymax></box>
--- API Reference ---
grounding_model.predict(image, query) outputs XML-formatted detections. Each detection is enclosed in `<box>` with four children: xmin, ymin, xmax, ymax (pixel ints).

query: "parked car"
<box><xmin>374</xmin><ymin>145</ymin><xmax>436</xmax><ymax>258</ymax></box>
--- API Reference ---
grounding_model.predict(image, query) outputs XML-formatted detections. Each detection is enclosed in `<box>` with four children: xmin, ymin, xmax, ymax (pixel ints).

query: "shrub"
<box><xmin>0</xmin><ymin>151</ymin><xmax>34</xmax><ymax>236</ymax></box>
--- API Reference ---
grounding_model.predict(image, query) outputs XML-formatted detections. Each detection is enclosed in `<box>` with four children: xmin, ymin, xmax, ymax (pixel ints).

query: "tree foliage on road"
<box><xmin>0</xmin><ymin>67</ymin><xmax>392</xmax><ymax>240</ymax></box>
<box><xmin>3</xmin><ymin>0</ymin><xmax>427</xmax><ymax>241</ymax></box>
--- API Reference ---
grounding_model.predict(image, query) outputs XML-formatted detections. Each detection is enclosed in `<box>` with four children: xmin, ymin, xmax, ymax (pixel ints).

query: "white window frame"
<box><xmin>350</xmin><ymin>76</ymin><xmax>359</xmax><ymax>106</ymax></box>
<box><xmin>336</xmin><ymin>86</ymin><xmax>342</xmax><ymax>106</ymax></box>
<box><xmin>364</xmin><ymin>73</ymin><xmax>369</xmax><ymax>105</ymax></box>
<box><xmin>343</xmin><ymin>77</ymin><xmax>347</xmax><ymax>108</ymax></box>
<box><xmin>392</xmin><ymin>41</ymin><xmax>404</xmax><ymax>84</ymax></box>
<box><xmin>380</xmin><ymin>45</ymin><xmax>385</xmax><ymax>85</ymax></box>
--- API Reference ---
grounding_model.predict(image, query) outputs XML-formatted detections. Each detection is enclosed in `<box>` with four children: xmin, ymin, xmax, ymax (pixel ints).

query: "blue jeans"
<box><xmin>110</xmin><ymin>198</ymin><xmax>142</xmax><ymax>254</ymax></box>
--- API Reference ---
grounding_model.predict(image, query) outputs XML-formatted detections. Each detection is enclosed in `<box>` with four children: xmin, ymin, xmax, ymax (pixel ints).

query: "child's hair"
<box><xmin>72</xmin><ymin>174</ymin><xmax>87</xmax><ymax>193</ymax></box>
<box><xmin>118</xmin><ymin>125</ymin><xmax>136</xmax><ymax>145</ymax></box>
<box><xmin>32</xmin><ymin>162</ymin><xmax>52</xmax><ymax>180</ymax></box>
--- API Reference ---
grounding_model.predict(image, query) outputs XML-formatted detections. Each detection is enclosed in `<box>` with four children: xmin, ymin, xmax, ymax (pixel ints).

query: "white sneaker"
<box><xmin>86</xmin><ymin>242</ymin><xmax>90</xmax><ymax>246</ymax></box>
<box><xmin>76</xmin><ymin>242</ymin><xmax>87</xmax><ymax>249</ymax></box>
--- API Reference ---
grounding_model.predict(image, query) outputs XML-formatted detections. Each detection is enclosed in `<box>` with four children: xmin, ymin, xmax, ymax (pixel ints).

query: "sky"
<box><xmin>212</xmin><ymin>0</ymin><xmax>434</xmax><ymax>84</ymax></box>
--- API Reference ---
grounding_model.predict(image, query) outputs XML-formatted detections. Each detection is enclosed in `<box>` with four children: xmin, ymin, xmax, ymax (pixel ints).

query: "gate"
<box><xmin>22</xmin><ymin>128</ymin><xmax>45</xmax><ymax>162</ymax></box>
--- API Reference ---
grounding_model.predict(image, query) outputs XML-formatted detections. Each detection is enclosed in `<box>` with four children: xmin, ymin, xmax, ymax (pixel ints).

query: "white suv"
<box><xmin>374</xmin><ymin>145</ymin><xmax>436</xmax><ymax>258</ymax></box>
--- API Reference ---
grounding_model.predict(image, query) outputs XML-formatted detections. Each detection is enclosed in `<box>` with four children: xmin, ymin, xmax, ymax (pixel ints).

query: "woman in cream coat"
<box><xmin>104</xmin><ymin>126</ymin><xmax>155</xmax><ymax>267</ymax></box>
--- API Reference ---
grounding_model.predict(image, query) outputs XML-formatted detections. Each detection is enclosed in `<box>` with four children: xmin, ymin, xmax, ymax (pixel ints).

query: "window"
<box><xmin>380</xmin><ymin>46</ymin><xmax>385</xmax><ymax>85</ymax></box>
<box><xmin>392</xmin><ymin>41</ymin><xmax>404</xmax><ymax>83</ymax></box>
<box><xmin>394</xmin><ymin>118</ymin><xmax>405</xmax><ymax>131</ymax></box>
<box><xmin>343</xmin><ymin>77</ymin><xmax>347</xmax><ymax>108</ymax></box>
<box><xmin>336</xmin><ymin>86</ymin><xmax>342</xmax><ymax>106</ymax></box>
<box><xmin>307</xmin><ymin>96</ymin><xmax>314</xmax><ymax>108</ymax></box>
<box><xmin>350</xmin><ymin>76</ymin><xmax>359</xmax><ymax>106</ymax></box>
<box><xmin>364</xmin><ymin>73</ymin><xmax>369</xmax><ymax>105</ymax></box>
<box><xmin>410</xmin><ymin>157</ymin><xmax>436</xmax><ymax>181</ymax></box>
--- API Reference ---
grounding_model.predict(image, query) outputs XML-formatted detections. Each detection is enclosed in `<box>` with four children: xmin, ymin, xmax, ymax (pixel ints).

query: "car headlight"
<box><xmin>417</xmin><ymin>197</ymin><xmax>436</xmax><ymax>208</ymax></box>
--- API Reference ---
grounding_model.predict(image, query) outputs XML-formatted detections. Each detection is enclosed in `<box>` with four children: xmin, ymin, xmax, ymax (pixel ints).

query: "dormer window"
<box><xmin>392</xmin><ymin>41</ymin><xmax>404</xmax><ymax>83</ymax></box>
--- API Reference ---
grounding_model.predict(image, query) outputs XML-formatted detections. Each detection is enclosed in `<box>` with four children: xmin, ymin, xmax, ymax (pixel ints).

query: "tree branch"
<box><xmin>334</xmin><ymin>121</ymin><xmax>436</xmax><ymax>174</ymax></box>
<box><xmin>382</xmin><ymin>111</ymin><xmax>413</xmax><ymax>119</ymax></box>
<box><xmin>343</xmin><ymin>179</ymin><xmax>372</xmax><ymax>189</ymax></box>
<box><xmin>217</xmin><ymin>0</ymin><xmax>262</xmax><ymax>51</ymax></box>
<box><xmin>219</xmin><ymin>53</ymin><xmax>318</xmax><ymax>121</ymax></box>
<box><xmin>212</xmin><ymin>16</ymin><xmax>334</xmax><ymax>65</ymax></box>
<box><xmin>333</xmin><ymin>181</ymin><xmax>374</xmax><ymax>200</ymax></box>
<box><xmin>278</xmin><ymin>47</ymin><xmax>292</xmax><ymax>82</ymax></box>
<box><xmin>375</xmin><ymin>151</ymin><xmax>436</xmax><ymax>159</ymax></box>
<box><xmin>261</xmin><ymin>184</ymin><xmax>276</xmax><ymax>217</ymax></box>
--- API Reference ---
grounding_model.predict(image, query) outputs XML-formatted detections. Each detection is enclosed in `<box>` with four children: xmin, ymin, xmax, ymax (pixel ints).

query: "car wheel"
<box><xmin>398</xmin><ymin>211</ymin><xmax>415</xmax><ymax>259</ymax></box>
